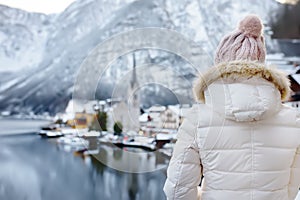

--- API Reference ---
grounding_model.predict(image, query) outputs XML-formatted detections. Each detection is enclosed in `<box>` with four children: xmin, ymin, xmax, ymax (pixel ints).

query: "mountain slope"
<box><xmin>0</xmin><ymin>0</ymin><xmax>279</xmax><ymax>115</ymax></box>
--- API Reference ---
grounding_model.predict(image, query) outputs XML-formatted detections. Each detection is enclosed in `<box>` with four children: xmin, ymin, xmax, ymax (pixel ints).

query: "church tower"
<box><xmin>126</xmin><ymin>52</ymin><xmax>140</xmax><ymax>132</ymax></box>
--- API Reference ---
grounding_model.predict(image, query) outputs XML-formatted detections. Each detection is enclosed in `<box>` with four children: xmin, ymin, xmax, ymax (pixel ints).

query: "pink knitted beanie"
<box><xmin>214</xmin><ymin>15</ymin><xmax>266</xmax><ymax>64</ymax></box>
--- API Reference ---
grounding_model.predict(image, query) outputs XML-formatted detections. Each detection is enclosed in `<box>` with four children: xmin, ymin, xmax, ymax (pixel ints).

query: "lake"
<box><xmin>0</xmin><ymin>122</ymin><xmax>169</xmax><ymax>200</ymax></box>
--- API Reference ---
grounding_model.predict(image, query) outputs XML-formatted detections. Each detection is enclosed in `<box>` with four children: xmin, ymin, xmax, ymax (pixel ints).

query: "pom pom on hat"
<box><xmin>238</xmin><ymin>15</ymin><xmax>263</xmax><ymax>37</ymax></box>
<box><xmin>214</xmin><ymin>14</ymin><xmax>266</xmax><ymax>65</ymax></box>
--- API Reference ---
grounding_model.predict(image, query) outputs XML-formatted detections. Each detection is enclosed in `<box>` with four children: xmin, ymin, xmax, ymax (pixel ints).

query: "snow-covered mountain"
<box><xmin>0</xmin><ymin>0</ymin><xmax>279</xmax><ymax>115</ymax></box>
<box><xmin>0</xmin><ymin>5</ymin><xmax>52</xmax><ymax>73</ymax></box>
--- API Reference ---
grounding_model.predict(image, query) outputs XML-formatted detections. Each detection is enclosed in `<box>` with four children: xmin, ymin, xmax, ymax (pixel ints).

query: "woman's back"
<box><xmin>164</xmin><ymin>15</ymin><xmax>300</xmax><ymax>200</ymax></box>
<box><xmin>195</xmin><ymin>63</ymin><xmax>300</xmax><ymax>199</ymax></box>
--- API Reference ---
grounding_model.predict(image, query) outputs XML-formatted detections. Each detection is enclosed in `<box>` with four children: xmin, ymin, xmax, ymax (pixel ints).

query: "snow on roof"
<box><xmin>275</xmin><ymin>64</ymin><xmax>295</xmax><ymax>75</ymax></box>
<box><xmin>148</xmin><ymin>105</ymin><xmax>166</xmax><ymax>112</ymax></box>
<box><xmin>267</xmin><ymin>60</ymin><xmax>290</xmax><ymax>65</ymax></box>
<box><xmin>266</xmin><ymin>53</ymin><xmax>285</xmax><ymax>61</ymax></box>
<box><xmin>139</xmin><ymin>113</ymin><xmax>148</xmax><ymax>122</ymax></box>
<box><xmin>156</xmin><ymin>133</ymin><xmax>172</xmax><ymax>140</ymax></box>
<box><xmin>65</xmin><ymin>99</ymin><xmax>98</xmax><ymax>114</ymax></box>
<box><xmin>149</xmin><ymin>112</ymin><xmax>161</xmax><ymax>119</ymax></box>
<box><xmin>286</xmin><ymin>56</ymin><xmax>300</xmax><ymax>63</ymax></box>
<box><xmin>291</xmin><ymin>74</ymin><xmax>300</xmax><ymax>85</ymax></box>
<box><xmin>156</xmin><ymin>133</ymin><xmax>177</xmax><ymax>140</ymax></box>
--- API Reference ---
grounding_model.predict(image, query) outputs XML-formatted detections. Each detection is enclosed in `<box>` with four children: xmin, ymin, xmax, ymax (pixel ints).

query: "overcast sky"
<box><xmin>0</xmin><ymin>0</ymin><xmax>298</xmax><ymax>15</ymax></box>
<box><xmin>0</xmin><ymin>0</ymin><xmax>76</xmax><ymax>14</ymax></box>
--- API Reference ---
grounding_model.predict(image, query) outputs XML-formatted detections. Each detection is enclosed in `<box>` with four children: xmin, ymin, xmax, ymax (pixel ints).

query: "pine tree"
<box><xmin>89</xmin><ymin>111</ymin><xmax>107</xmax><ymax>131</ymax></box>
<box><xmin>98</xmin><ymin>111</ymin><xmax>108</xmax><ymax>131</ymax></box>
<box><xmin>113</xmin><ymin>121</ymin><xmax>123</xmax><ymax>135</ymax></box>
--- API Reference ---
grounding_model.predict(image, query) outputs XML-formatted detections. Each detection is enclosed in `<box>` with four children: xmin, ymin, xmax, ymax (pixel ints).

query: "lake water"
<box><xmin>0</xmin><ymin>133</ymin><xmax>169</xmax><ymax>200</ymax></box>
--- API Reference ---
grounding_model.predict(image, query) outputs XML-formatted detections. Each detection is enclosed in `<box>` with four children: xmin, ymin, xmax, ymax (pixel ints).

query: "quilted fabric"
<box><xmin>164</xmin><ymin>61</ymin><xmax>300</xmax><ymax>200</ymax></box>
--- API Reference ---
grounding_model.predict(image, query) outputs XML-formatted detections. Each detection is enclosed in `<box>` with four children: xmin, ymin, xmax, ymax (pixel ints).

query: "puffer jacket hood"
<box><xmin>193</xmin><ymin>61</ymin><xmax>291</xmax><ymax>122</ymax></box>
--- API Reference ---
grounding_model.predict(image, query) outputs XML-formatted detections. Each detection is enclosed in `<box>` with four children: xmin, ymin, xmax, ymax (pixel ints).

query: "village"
<box><xmin>38</xmin><ymin>55</ymin><xmax>192</xmax><ymax>156</ymax></box>
<box><xmin>38</xmin><ymin>53</ymin><xmax>300</xmax><ymax>158</ymax></box>
<box><xmin>39</xmin><ymin>98</ymin><xmax>192</xmax><ymax>156</ymax></box>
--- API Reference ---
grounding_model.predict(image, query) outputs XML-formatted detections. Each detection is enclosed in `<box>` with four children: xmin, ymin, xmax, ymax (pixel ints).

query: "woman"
<box><xmin>164</xmin><ymin>15</ymin><xmax>300</xmax><ymax>200</ymax></box>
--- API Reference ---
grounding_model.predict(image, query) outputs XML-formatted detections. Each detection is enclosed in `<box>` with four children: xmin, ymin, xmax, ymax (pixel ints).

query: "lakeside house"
<box><xmin>139</xmin><ymin>104</ymin><xmax>191</xmax><ymax>137</ymax></box>
<box><xmin>287</xmin><ymin>72</ymin><xmax>300</xmax><ymax>108</ymax></box>
<box><xmin>160</xmin><ymin>105</ymin><xmax>190</xmax><ymax>129</ymax></box>
<box><xmin>63</xmin><ymin>99</ymin><xmax>98</xmax><ymax>129</ymax></box>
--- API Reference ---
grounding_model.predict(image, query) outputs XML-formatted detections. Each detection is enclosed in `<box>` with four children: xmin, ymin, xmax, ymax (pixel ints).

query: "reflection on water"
<box><xmin>90</xmin><ymin>143</ymin><xmax>169</xmax><ymax>173</ymax></box>
<box><xmin>0</xmin><ymin>134</ymin><xmax>168</xmax><ymax>200</ymax></box>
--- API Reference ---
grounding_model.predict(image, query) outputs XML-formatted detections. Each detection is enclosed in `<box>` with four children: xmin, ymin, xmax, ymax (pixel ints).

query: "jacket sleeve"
<box><xmin>163</xmin><ymin>106</ymin><xmax>203</xmax><ymax>200</ymax></box>
<box><xmin>288</xmin><ymin>146</ymin><xmax>300</xmax><ymax>200</ymax></box>
<box><xmin>288</xmin><ymin>113</ymin><xmax>300</xmax><ymax>200</ymax></box>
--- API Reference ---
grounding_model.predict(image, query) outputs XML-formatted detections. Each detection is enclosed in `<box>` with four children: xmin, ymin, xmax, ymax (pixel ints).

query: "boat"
<box><xmin>113</xmin><ymin>136</ymin><xmax>156</xmax><ymax>151</ymax></box>
<box><xmin>83</xmin><ymin>149</ymin><xmax>100</xmax><ymax>155</ymax></box>
<box><xmin>60</xmin><ymin>127</ymin><xmax>80</xmax><ymax>136</ymax></box>
<box><xmin>155</xmin><ymin>133</ymin><xmax>176</xmax><ymax>149</ymax></box>
<box><xmin>98</xmin><ymin>133</ymin><xmax>118</xmax><ymax>143</ymax></box>
<box><xmin>38</xmin><ymin>124</ymin><xmax>66</xmax><ymax>138</ymax></box>
<box><xmin>57</xmin><ymin>136</ymin><xmax>89</xmax><ymax>147</ymax></box>
<box><xmin>77</xmin><ymin>130</ymin><xmax>101</xmax><ymax>137</ymax></box>
<box><xmin>112</xmin><ymin>141</ymin><xmax>156</xmax><ymax>151</ymax></box>
<box><xmin>38</xmin><ymin>130</ymin><xmax>63</xmax><ymax>138</ymax></box>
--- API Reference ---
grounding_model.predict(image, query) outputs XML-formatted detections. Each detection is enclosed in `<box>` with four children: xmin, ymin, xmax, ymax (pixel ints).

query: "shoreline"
<box><xmin>0</xmin><ymin>118</ymin><xmax>51</xmax><ymax>136</ymax></box>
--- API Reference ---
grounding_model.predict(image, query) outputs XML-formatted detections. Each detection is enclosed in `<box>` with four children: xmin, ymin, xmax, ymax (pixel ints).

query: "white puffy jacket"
<box><xmin>164</xmin><ymin>61</ymin><xmax>300</xmax><ymax>200</ymax></box>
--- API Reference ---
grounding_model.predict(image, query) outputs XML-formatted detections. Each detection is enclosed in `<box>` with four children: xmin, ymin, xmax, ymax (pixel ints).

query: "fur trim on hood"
<box><xmin>193</xmin><ymin>60</ymin><xmax>291</xmax><ymax>103</ymax></box>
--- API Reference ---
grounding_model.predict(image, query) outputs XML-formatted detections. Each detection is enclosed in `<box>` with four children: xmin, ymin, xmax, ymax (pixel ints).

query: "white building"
<box><xmin>160</xmin><ymin>105</ymin><xmax>191</xmax><ymax>129</ymax></box>
<box><xmin>109</xmin><ymin>53</ymin><xmax>140</xmax><ymax>133</ymax></box>
<box><xmin>140</xmin><ymin>104</ymin><xmax>191</xmax><ymax>131</ymax></box>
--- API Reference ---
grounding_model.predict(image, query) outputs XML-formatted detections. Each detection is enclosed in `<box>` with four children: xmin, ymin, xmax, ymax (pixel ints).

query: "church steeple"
<box><xmin>130</xmin><ymin>52</ymin><xmax>137</xmax><ymax>89</ymax></box>
<box><xmin>126</xmin><ymin>51</ymin><xmax>140</xmax><ymax>132</ymax></box>
<box><xmin>114</xmin><ymin>52</ymin><xmax>140</xmax><ymax>133</ymax></box>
